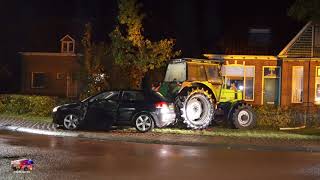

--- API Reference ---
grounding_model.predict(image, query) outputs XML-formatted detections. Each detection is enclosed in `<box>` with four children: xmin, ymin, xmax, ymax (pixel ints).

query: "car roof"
<box><xmin>98</xmin><ymin>89</ymin><xmax>149</xmax><ymax>94</ymax></box>
<box><xmin>103</xmin><ymin>89</ymin><xmax>143</xmax><ymax>92</ymax></box>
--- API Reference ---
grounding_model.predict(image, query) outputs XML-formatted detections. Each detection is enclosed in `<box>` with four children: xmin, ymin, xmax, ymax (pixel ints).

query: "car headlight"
<box><xmin>52</xmin><ymin>106</ymin><xmax>60</xmax><ymax>112</ymax></box>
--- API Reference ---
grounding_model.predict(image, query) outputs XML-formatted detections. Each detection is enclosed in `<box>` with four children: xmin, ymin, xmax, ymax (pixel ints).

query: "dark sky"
<box><xmin>0</xmin><ymin>0</ymin><xmax>300</xmax><ymax>54</ymax></box>
<box><xmin>0</xmin><ymin>0</ymin><xmax>305</xmax><ymax>91</ymax></box>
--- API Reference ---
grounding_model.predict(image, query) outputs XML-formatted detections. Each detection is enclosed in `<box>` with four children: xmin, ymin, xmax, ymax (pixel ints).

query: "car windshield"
<box><xmin>149</xmin><ymin>91</ymin><xmax>170</xmax><ymax>102</ymax></box>
<box><xmin>164</xmin><ymin>62</ymin><xmax>186</xmax><ymax>82</ymax></box>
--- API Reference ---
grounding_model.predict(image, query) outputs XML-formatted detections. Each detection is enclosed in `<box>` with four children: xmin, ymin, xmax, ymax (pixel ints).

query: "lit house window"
<box><xmin>315</xmin><ymin>67</ymin><xmax>320</xmax><ymax>103</ymax></box>
<box><xmin>244</xmin><ymin>66</ymin><xmax>255</xmax><ymax>100</ymax></box>
<box><xmin>221</xmin><ymin>65</ymin><xmax>255</xmax><ymax>101</ymax></box>
<box><xmin>292</xmin><ymin>66</ymin><xmax>304</xmax><ymax>103</ymax></box>
<box><xmin>31</xmin><ymin>72</ymin><xmax>47</xmax><ymax>88</ymax></box>
<box><xmin>60</xmin><ymin>35</ymin><xmax>75</xmax><ymax>53</ymax></box>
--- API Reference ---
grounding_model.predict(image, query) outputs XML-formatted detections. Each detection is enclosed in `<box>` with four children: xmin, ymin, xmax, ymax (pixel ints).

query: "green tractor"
<box><xmin>159</xmin><ymin>58</ymin><xmax>256</xmax><ymax>130</ymax></box>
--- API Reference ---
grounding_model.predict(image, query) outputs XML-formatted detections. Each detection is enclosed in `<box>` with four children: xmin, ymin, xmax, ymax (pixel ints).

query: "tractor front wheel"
<box><xmin>232</xmin><ymin>104</ymin><xmax>256</xmax><ymax>129</ymax></box>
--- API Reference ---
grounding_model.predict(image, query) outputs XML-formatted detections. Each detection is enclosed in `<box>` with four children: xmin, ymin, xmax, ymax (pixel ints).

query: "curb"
<box><xmin>1</xmin><ymin>124</ymin><xmax>320</xmax><ymax>153</ymax></box>
<box><xmin>0</xmin><ymin>125</ymin><xmax>79</xmax><ymax>137</ymax></box>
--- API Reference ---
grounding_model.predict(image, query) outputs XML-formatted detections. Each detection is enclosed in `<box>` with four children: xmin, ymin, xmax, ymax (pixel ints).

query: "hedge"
<box><xmin>254</xmin><ymin>105</ymin><xmax>320</xmax><ymax>129</ymax></box>
<box><xmin>0</xmin><ymin>94</ymin><xmax>319</xmax><ymax>129</ymax></box>
<box><xmin>0</xmin><ymin>94</ymin><xmax>71</xmax><ymax>117</ymax></box>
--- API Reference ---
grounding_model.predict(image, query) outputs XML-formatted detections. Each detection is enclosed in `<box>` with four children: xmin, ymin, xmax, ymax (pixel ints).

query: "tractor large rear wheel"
<box><xmin>179</xmin><ymin>88</ymin><xmax>214</xmax><ymax>130</ymax></box>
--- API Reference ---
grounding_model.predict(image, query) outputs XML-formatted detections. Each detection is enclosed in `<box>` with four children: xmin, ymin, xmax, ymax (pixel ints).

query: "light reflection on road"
<box><xmin>0</xmin><ymin>131</ymin><xmax>319</xmax><ymax>180</ymax></box>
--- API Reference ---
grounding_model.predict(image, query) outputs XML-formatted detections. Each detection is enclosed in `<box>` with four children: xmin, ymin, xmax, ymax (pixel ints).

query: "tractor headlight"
<box><xmin>238</xmin><ymin>85</ymin><xmax>244</xmax><ymax>91</ymax></box>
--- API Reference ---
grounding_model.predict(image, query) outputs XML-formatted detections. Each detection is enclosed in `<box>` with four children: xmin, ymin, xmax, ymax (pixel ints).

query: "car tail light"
<box><xmin>155</xmin><ymin>102</ymin><xmax>171</xmax><ymax>114</ymax></box>
<box><xmin>155</xmin><ymin>102</ymin><xmax>168</xmax><ymax>108</ymax></box>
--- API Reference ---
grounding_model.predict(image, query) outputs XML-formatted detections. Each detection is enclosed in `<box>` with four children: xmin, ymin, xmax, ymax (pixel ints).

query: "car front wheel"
<box><xmin>134</xmin><ymin>113</ymin><xmax>154</xmax><ymax>133</ymax></box>
<box><xmin>63</xmin><ymin>113</ymin><xmax>80</xmax><ymax>130</ymax></box>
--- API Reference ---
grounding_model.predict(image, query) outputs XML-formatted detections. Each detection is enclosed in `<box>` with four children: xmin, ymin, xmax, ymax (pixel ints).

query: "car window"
<box><xmin>107</xmin><ymin>92</ymin><xmax>120</xmax><ymax>101</ymax></box>
<box><xmin>122</xmin><ymin>91</ymin><xmax>145</xmax><ymax>102</ymax></box>
<box><xmin>87</xmin><ymin>91</ymin><xmax>119</xmax><ymax>103</ymax></box>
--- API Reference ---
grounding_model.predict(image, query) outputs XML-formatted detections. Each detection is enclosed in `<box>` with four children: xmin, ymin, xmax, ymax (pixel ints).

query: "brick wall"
<box><xmin>281</xmin><ymin>59</ymin><xmax>320</xmax><ymax>107</ymax></box>
<box><xmin>21</xmin><ymin>54</ymin><xmax>80</xmax><ymax>97</ymax></box>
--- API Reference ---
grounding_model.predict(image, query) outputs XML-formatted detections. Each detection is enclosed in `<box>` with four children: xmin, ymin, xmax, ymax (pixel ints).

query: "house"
<box><xmin>20</xmin><ymin>35</ymin><xmax>81</xmax><ymax>97</ymax></box>
<box><xmin>205</xmin><ymin>21</ymin><xmax>320</xmax><ymax>107</ymax></box>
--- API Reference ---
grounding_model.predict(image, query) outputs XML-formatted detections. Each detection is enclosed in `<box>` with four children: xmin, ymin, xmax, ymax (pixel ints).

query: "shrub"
<box><xmin>28</xmin><ymin>96</ymin><xmax>57</xmax><ymax>117</ymax></box>
<box><xmin>0</xmin><ymin>94</ymin><xmax>71</xmax><ymax>117</ymax></box>
<box><xmin>2</xmin><ymin>95</ymin><xmax>33</xmax><ymax>114</ymax></box>
<box><xmin>254</xmin><ymin>105</ymin><xmax>311</xmax><ymax>129</ymax></box>
<box><xmin>0</xmin><ymin>99</ymin><xmax>5</xmax><ymax>113</ymax></box>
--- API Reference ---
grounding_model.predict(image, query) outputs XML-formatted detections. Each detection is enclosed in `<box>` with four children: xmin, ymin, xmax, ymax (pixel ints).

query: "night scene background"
<box><xmin>0</xmin><ymin>0</ymin><xmax>303</xmax><ymax>92</ymax></box>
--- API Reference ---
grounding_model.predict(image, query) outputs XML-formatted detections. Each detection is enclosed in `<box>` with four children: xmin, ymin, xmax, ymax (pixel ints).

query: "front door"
<box><xmin>263</xmin><ymin>78</ymin><xmax>280</xmax><ymax>105</ymax></box>
<box><xmin>85</xmin><ymin>91</ymin><xmax>120</xmax><ymax>129</ymax></box>
<box><xmin>66</xmin><ymin>73</ymin><xmax>78</xmax><ymax>97</ymax></box>
<box><xmin>263</xmin><ymin>67</ymin><xmax>280</xmax><ymax>105</ymax></box>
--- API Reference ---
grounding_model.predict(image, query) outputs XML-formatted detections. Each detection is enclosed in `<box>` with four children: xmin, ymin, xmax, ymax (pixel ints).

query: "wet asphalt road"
<box><xmin>0</xmin><ymin>131</ymin><xmax>320</xmax><ymax>180</ymax></box>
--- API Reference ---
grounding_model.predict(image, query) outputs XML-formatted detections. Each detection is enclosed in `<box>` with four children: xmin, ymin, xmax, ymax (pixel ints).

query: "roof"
<box><xmin>203</xmin><ymin>54</ymin><xmax>278</xmax><ymax>60</ymax></box>
<box><xmin>170</xmin><ymin>58</ymin><xmax>224</xmax><ymax>64</ymax></box>
<box><xmin>19</xmin><ymin>52</ymin><xmax>82</xmax><ymax>57</ymax></box>
<box><xmin>278</xmin><ymin>21</ymin><xmax>313</xmax><ymax>57</ymax></box>
<box><xmin>209</xmin><ymin>15</ymin><xmax>304</xmax><ymax>56</ymax></box>
<box><xmin>60</xmin><ymin>34</ymin><xmax>75</xmax><ymax>42</ymax></box>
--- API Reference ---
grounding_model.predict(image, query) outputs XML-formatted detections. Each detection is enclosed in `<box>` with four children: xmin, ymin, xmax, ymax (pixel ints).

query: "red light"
<box><xmin>155</xmin><ymin>102</ymin><xmax>168</xmax><ymax>108</ymax></box>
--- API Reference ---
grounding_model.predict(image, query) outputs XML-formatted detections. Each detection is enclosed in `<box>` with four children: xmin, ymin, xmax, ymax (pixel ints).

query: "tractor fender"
<box><xmin>178</xmin><ymin>82</ymin><xmax>217</xmax><ymax>102</ymax></box>
<box><xmin>226</xmin><ymin>100</ymin><xmax>247</xmax><ymax>121</ymax></box>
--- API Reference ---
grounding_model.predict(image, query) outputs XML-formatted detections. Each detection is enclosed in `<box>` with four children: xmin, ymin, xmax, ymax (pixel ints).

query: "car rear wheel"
<box><xmin>63</xmin><ymin>113</ymin><xmax>80</xmax><ymax>130</ymax></box>
<box><xmin>134</xmin><ymin>113</ymin><xmax>154</xmax><ymax>133</ymax></box>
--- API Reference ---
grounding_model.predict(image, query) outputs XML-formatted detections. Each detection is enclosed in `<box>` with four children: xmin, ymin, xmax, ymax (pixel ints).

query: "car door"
<box><xmin>85</xmin><ymin>91</ymin><xmax>120</xmax><ymax>129</ymax></box>
<box><xmin>117</xmin><ymin>91</ymin><xmax>145</xmax><ymax>123</ymax></box>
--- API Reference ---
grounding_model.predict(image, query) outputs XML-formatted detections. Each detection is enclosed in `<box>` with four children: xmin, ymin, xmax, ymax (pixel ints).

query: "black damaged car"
<box><xmin>52</xmin><ymin>90</ymin><xmax>176</xmax><ymax>132</ymax></box>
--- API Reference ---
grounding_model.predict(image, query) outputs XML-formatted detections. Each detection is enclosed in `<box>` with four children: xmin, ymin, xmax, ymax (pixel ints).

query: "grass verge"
<box><xmin>0</xmin><ymin>113</ymin><xmax>320</xmax><ymax>141</ymax></box>
<box><xmin>153</xmin><ymin>127</ymin><xmax>320</xmax><ymax>141</ymax></box>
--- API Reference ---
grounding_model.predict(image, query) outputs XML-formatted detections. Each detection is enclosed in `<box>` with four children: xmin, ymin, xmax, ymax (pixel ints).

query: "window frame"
<box><xmin>61</xmin><ymin>41</ymin><xmax>75</xmax><ymax>53</ymax></box>
<box><xmin>315</xmin><ymin>66</ymin><xmax>320</xmax><ymax>104</ymax></box>
<box><xmin>244</xmin><ymin>66</ymin><xmax>255</xmax><ymax>101</ymax></box>
<box><xmin>222</xmin><ymin>64</ymin><xmax>255</xmax><ymax>101</ymax></box>
<box><xmin>31</xmin><ymin>72</ymin><xmax>46</xmax><ymax>89</ymax></box>
<box><xmin>291</xmin><ymin>66</ymin><xmax>304</xmax><ymax>103</ymax></box>
<box><xmin>261</xmin><ymin>66</ymin><xmax>281</xmax><ymax>105</ymax></box>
